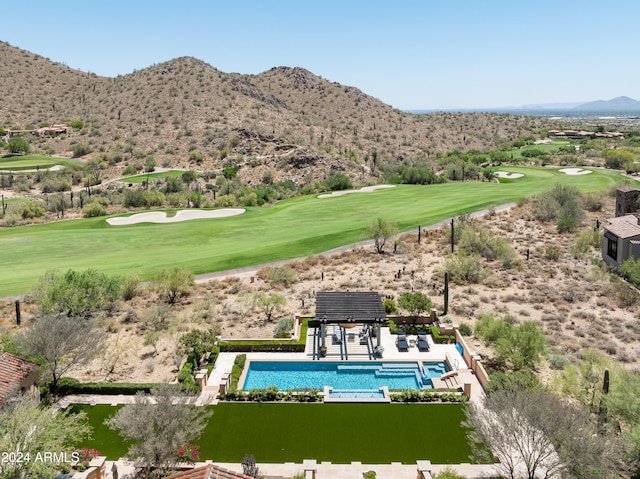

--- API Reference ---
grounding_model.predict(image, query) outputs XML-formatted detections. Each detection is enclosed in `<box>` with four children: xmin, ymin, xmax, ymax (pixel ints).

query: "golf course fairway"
<box><xmin>0</xmin><ymin>167</ymin><xmax>630</xmax><ymax>296</ymax></box>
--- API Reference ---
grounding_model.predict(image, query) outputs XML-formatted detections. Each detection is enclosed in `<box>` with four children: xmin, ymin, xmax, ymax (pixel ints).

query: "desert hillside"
<box><xmin>0</xmin><ymin>41</ymin><xmax>555</xmax><ymax>184</ymax></box>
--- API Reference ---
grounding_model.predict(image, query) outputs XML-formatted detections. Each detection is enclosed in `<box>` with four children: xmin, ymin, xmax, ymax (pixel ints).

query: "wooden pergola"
<box><xmin>315</xmin><ymin>291</ymin><xmax>387</xmax><ymax>353</ymax></box>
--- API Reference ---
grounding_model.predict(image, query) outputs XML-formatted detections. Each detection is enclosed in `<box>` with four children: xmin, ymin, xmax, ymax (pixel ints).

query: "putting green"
<box><xmin>0</xmin><ymin>167</ymin><xmax>628</xmax><ymax>296</ymax></box>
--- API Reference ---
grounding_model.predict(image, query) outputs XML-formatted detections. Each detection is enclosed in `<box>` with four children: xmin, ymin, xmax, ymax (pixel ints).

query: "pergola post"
<box><xmin>376</xmin><ymin>324</ymin><xmax>381</xmax><ymax>347</ymax></box>
<box><xmin>321</xmin><ymin>324</ymin><xmax>326</xmax><ymax>348</ymax></box>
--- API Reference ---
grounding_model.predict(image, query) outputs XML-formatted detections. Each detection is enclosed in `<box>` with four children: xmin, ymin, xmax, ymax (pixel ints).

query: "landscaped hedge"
<box><xmin>220</xmin><ymin>387</ymin><xmax>320</xmax><ymax>403</ymax></box>
<box><xmin>219</xmin><ymin>342</ymin><xmax>306</xmax><ymax>353</ymax></box>
<box><xmin>53</xmin><ymin>378</ymin><xmax>160</xmax><ymax>396</ymax></box>
<box><xmin>430</xmin><ymin>325</ymin><xmax>456</xmax><ymax>344</ymax></box>
<box><xmin>390</xmin><ymin>389</ymin><xmax>467</xmax><ymax>403</ymax></box>
<box><xmin>219</xmin><ymin>318</ymin><xmax>310</xmax><ymax>353</ymax></box>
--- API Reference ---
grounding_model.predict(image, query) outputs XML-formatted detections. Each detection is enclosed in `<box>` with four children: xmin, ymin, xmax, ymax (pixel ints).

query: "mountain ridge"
<box><xmin>0</xmin><ymin>41</ymin><xmax>553</xmax><ymax>185</ymax></box>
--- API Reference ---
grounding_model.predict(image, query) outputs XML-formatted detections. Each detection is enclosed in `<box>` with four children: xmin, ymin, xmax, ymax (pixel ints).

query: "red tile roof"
<box><xmin>0</xmin><ymin>353</ymin><xmax>38</xmax><ymax>401</ymax></box>
<box><xmin>165</xmin><ymin>464</ymin><xmax>253</xmax><ymax>479</ymax></box>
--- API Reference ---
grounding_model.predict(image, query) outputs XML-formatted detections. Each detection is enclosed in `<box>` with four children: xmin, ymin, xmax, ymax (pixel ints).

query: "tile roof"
<box><xmin>0</xmin><ymin>353</ymin><xmax>38</xmax><ymax>401</ymax></box>
<box><xmin>604</xmin><ymin>215</ymin><xmax>640</xmax><ymax>239</ymax></box>
<box><xmin>165</xmin><ymin>464</ymin><xmax>253</xmax><ymax>479</ymax></box>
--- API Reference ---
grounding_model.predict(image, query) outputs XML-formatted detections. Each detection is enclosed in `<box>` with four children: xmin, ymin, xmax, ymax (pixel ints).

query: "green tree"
<box><xmin>105</xmin><ymin>384</ymin><xmax>211</xmax><ymax>476</ymax></box>
<box><xmin>364</xmin><ymin>217</ymin><xmax>398</xmax><ymax>254</ymax></box>
<box><xmin>179</xmin><ymin>328</ymin><xmax>219</xmax><ymax>360</ymax></box>
<box><xmin>398</xmin><ymin>292</ymin><xmax>434</xmax><ymax>323</ymax></box>
<box><xmin>475</xmin><ymin>314</ymin><xmax>546</xmax><ymax>370</ymax></box>
<box><xmin>0</xmin><ymin>395</ymin><xmax>91</xmax><ymax>479</ymax></box>
<box><xmin>70</xmin><ymin>120</ymin><xmax>84</xmax><ymax>130</ymax></box>
<box><xmin>33</xmin><ymin>269</ymin><xmax>122</xmax><ymax>318</ymax></box>
<box><xmin>15</xmin><ymin>315</ymin><xmax>106</xmax><ymax>393</ymax></box>
<box><xmin>253</xmin><ymin>292</ymin><xmax>286</xmax><ymax>322</ymax></box>
<box><xmin>7</xmin><ymin>136</ymin><xmax>30</xmax><ymax>154</ymax></box>
<box><xmin>154</xmin><ymin>266</ymin><xmax>194</xmax><ymax>305</ymax></box>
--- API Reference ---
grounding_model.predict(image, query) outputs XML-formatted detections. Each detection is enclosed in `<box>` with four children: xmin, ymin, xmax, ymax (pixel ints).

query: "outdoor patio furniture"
<box><xmin>396</xmin><ymin>332</ymin><xmax>409</xmax><ymax>352</ymax></box>
<box><xmin>333</xmin><ymin>325</ymin><xmax>342</xmax><ymax>344</ymax></box>
<box><xmin>417</xmin><ymin>331</ymin><xmax>430</xmax><ymax>352</ymax></box>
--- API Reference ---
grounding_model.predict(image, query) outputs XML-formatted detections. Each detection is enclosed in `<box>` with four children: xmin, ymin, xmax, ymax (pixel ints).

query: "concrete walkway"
<box><xmin>98</xmin><ymin>459</ymin><xmax>500</xmax><ymax>479</ymax></box>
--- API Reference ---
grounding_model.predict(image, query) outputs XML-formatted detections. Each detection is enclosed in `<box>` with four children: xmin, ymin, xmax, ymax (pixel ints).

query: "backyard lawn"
<box><xmin>71</xmin><ymin>402</ymin><xmax>475</xmax><ymax>464</ymax></box>
<box><xmin>0</xmin><ymin>166</ymin><xmax>629</xmax><ymax>296</ymax></box>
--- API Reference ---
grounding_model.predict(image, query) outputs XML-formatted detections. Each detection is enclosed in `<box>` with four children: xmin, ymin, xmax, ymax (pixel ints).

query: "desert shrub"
<box><xmin>71</xmin><ymin>143</ymin><xmax>91</xmax><ymax>158</ymax></box>
<box><xmin>213</xmin><ymin>194</ymin><xmax>238</xmax><ymax>208</ymax></box>
<box><xmin>323</xmin><ymin>172</ymin><xmax>352</xmax><ymax>191</ymax></box>
<box><xmin>434</xmin><ymin>467</ymin><xmax>465</xmax><ymax>479</ymax></box>
<box><xmin>544</xmin><ymin>245</ymin><xmax>562</xmax><ymax>261</ymax></box>
<box><xmin>619</xmin><ymin>257</ymin><xmax>640</xmax><ymax>288</ymax></box>
<box><xmin>384</xmin><ymin>299</ymin><xmax>397</xmax><ymax>314</ymax></box>
<box><xmin>8</xmin><ymin>200</ymin><xmax>45</xmax><ymax>219</ymax></box>
<box><xmin>274</xmin><ymin>317</ymin><xmax>294</xmax><ymax>338</ymax></box>
<box><xmin>458</xmin><ymin>323</ymin><xmax>472</xmax><ymax>336</ymax></box>
<box><xmin>33</xmin><ymin>268</ymin><xmax>122</xmax><ymax>317</ymax></box>
<box><xmin>548</xmin><ymin>353</ymin><xmax>571</xmax><ymax>370</ymax></box>
<box><xmin>485</xmin><ymin>370</ymin><xmax>539</xmax><ymax>392</ymax></box>
<box><xmin>475</xmin><ymin>314</ymin><xmax>546</xmax><ymax>371</ymax></box>
<box><xmin>570</xmin><ymin>228</ymin><xmax>601</xmax><ymax>259</ymax></box>
<box><xmin>123</xmin><ymin>165</ymin><xmax>137</xmax><ymax>175</ymax></box>
<box><xmin>458</xmin><ymin>223</ymin><xmax>518</xmax><ymax>268</ymax></box>
<box><xmin>82</xmin><ymin>201</ymin><xmax>107</xmax><ymax>217</ymax></box>
<box><xmin>442</xmin><ymin>252</ymin><xmax>487</xmax><ymax>284</ymax></box>
<box><xmin>582</xmin><ymin>192</ymin><xmax>605</xmax><ymax>212</ymax></box>
<box><xmin>259</xmin><ymin>265</ymin><xmax>297</xmax><ymax>287</ymax></box>
<box><xmin>533</xmin><ymin>184</ymin><xmax>584</xmax><ymax>232</ymax></box>
<box><xmin>121</xmin><ymin>274</ymin><xmax>140</xmax><ymax>301</ymax></box>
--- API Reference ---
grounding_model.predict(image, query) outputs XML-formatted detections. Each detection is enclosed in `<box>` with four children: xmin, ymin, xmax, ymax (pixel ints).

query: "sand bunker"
<box><xmin>318</xmin><ymin>185</ymin><xmax>396</xmax><ymax>198</ymax></box>
<box><xmin>494</xmin><ymin>171</ymin><xmax>524</xmax><ymax>179</ymax></box>
<box><xmin>107</xmin><ymin>208</ymin><xmax>245</xmax><ymax>225</ymax></box>
<box><xmin>558</xmin><ymin>168</ymin><xmax>592</xmax><ymax>175</ymax></box>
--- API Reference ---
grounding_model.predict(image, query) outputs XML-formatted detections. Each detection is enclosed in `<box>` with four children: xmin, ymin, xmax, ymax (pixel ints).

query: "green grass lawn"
<box><xmin>0</xmin><ymin>166</ymin><xmax>629</xmax><ymax>296</ymax></box>
<box><xmin>68</xmin><ymin>404</ymin><xmax>131</xmax><ymax>459</ymax></box>
<box><xmin>119</xmin><ymin>170</ymin><xmax>185</xmax><ymax>183</ymax></box>
<box><xmin>70</xmin><ymin>403</ymin><xmax>475</xmax><ymax>464</ymax></box>
<box><xmin>0</xmin><ymin>155</ymin><xmax>82</xmax><ymax>171</ymax></box>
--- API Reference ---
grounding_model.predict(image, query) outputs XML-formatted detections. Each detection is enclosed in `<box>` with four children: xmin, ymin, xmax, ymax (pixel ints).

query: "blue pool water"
<box><xmin>242</xmin><ymin>361</ymin><xmax>449</xmax><ymax>391</ymax></box>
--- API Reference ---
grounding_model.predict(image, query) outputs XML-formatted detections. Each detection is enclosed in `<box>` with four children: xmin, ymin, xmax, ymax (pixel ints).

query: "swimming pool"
<box><xmin>241</xmin><ymin>361</ymin><xmax>449</xmax><ymax>391</ymax></box>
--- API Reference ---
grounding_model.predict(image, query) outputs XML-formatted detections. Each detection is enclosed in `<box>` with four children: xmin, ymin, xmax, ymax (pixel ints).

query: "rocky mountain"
<box><xmin>0</xmin><ymin>41</ymin><xmax>553</xmax><ymax>185</ymax></box>
<box><xmin>574</xmin><ymin>96</ymin><xmax>640</xmax><ymax>112</ymax></box>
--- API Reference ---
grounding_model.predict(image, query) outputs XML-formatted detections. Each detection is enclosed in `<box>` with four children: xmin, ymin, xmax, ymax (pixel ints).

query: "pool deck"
<box><xmin>208</xmin><ymin>326</ymin><xmax>485</xmax><ymax>405</ymax></box>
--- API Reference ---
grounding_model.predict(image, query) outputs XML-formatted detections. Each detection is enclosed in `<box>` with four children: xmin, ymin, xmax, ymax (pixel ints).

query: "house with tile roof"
<box><xmin>0</xmin><ymin>352</ymin><xmax>39</xmax><ymax>401</ymax></box>
<box><xmin>602</xmin><ymin>213</ymin><xmax>640</xmax><ymax>268</ymax></box>
<box><xmin>164</xmin><ymin>464</ymin><xmax>253</xmax><ymax>479</ymax></box>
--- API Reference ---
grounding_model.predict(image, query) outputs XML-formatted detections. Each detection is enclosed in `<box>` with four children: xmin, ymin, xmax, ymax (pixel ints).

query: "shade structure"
<box><xmin>315</xmin><ymin>291</ymin><xmax>386</xmax><ymax>324</ymax></box>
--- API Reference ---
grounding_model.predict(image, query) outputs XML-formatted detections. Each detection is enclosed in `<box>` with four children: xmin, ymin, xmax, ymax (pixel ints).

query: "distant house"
<box><xmin>548</xmin><ymin>130</ymin><xmax>625</xmax><ymax>140</ymax></box>
<box><xmin>0</xmin><ymin>352</ymin><xmax>39</xmax><ymax>402</ymax></box>
<box><xmin>164</xmin><ymin>464</ymin><xmax>252</xmax><ymax>479</ymax></box>
<box><xmin>32</xmin><ymin>124</ymin><xmax>72</xmax><ymax>137</ymax></box>
<box><xmin>5</xmin><ymin>124</ymin><xmax>72</xmax><ymax>138</ymax></box>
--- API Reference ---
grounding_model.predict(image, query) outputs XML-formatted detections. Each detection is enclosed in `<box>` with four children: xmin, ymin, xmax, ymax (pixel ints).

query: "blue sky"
<box><xmin>3</xmin><ymin>1</ymin><xmax>639</xmax><ymax>110</ymax></box>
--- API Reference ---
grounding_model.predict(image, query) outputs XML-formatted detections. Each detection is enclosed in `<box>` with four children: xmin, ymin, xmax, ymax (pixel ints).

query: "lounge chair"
<box><xmin>396</xmin><ymin>332</ymin><xmax>409</xmax><ymax>352</ymax></box>
<box><xmin>333</xmin><ymin>325</ymin><xmax>342</xmax><ymax>344</ymax></box>
<box><xmin>417</xmin><ymin>331</ymin><xmax>430</xmax><ymax>352</ymax></box>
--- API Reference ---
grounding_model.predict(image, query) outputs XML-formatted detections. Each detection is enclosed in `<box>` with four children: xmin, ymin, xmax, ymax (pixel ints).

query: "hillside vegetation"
<box><xmin>0</xmin><ymin>41</ymin><xmax>553</xmax><ymax>186</ymax></box>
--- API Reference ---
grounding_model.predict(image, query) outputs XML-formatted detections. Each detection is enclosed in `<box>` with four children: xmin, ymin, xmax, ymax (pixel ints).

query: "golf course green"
<box><xmin>0</xmin><ymin>166</ymin><xmax>629</xmax><ymax>296</ymax></box>
<box><xmin>0</xmin><ymin>155</ymin><xmax>82</xmax><ymax>171</ymax></box>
